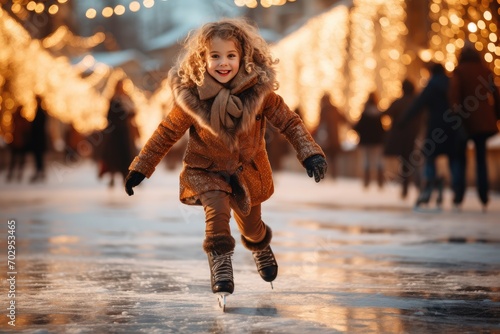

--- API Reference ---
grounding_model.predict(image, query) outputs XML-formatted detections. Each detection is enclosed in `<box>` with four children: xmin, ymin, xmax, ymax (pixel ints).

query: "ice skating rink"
<box><xmin>1</xmin><ymin>160</ymin><xmax>499</xmax><ymax>333</ymax></box>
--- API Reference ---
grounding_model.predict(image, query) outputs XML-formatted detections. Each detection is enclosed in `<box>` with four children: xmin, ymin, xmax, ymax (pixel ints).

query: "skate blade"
<box><xmin>216</xmin><ymin>292</ymin><xmax>230</xmax><ymax>312</ymax></box>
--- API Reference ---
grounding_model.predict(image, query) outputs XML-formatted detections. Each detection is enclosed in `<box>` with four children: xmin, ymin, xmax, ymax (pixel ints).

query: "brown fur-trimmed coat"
<box><xmin>129</xmin><ymin>68</ymin><xmax>324</xmax><ymax>216</ymax></box>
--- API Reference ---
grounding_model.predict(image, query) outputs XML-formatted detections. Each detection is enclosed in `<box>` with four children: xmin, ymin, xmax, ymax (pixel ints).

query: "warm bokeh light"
<box><xmin>34</xmin><ymin>3</ymin><xmax>44</xmax><ymax>14</ymax></box>
<box><xmin>234</xmin><ymin>0</ymin><xmax>293</xmax><ymax>7</ymax></box>
<box><xmin>48</xmin><ymin>5</ymin><xmax>59</xmax><ymax>15</ymax></box>
<box><xmin>0</xmin><ymin>8</ymin><xmax>113</xmax><ymax>140</ymax></box>
<box><xmin>2</xmin><ymin>6</ymin><xmax>163</xmax><ymax>145</ymax></box>
<box><xmin>428</xmin><ymin>0</ymin><xmax>500</xmax><ymax>85</ymax></box>
<box><xmin>271</xmin><ymin>4</ymin><xmax>349</xmax><ymax>128</ymax></box>
<box><xmin>26</xmin><ymin>1</ymin><xmax>36</xmax><ymax>11</ymax></box>
<box><xmin>102</xmin><ymin>7</ymin><xmax>113</xmax><ymax>18</ymax></box>
<box><xmin>270</xmin><ymin>0</ymin><xmax>406</xmax><ymax>131</ymax></box>
<box><xmin>86</xmin><ymin>8</ymin><xmax>97</xmax><ymax>19</ymax></box>
<box><xmin>468</xmin><ymin>22</ymin><xmax>478</xmax><ymax>32</ymax></box>
<box><xmin>143</xmin><ymin>0</ymin><xmax>155</xmax><ymax>9</ymax></box>
<box><xmin>46</xmin><ymin>27</ymin><xmax>105</xmax><ymax>52</ymax></box>
<box><xmin>484</xmin><ymin>10</ymin><xmax>492</xmax><ymax>20</ymax></box>
<box><xmin>114</xmin><ymin>5</ymin><xmax>126</xmax><ymax>16</ymax></box>
<box><xmin>11</xmin><ymin>3</ymin><xmax>22</xmax><ymax>14</ymax></box>
<box><xmin>129</xmin><ymin>1</ymin><xmax>141</xmax><ymax>12</ymax></box>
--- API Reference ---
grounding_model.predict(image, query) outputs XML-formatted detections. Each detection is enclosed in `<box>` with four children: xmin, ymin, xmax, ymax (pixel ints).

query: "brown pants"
<box><xmin>199</xmin><ymin>190</ymin><xmax>266</xmax><ymax>243</ymax></box>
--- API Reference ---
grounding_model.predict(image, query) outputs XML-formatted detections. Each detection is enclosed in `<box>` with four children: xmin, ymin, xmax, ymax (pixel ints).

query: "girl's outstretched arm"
<box><xmin>129</xmin><ymin>104</ymin><xmax>193</xmax><ymax>178</ymax></box>
<box><xmin>263</xmin><ymin>92</ymin><xmax>327</xmax><ymax>181</ymax></box>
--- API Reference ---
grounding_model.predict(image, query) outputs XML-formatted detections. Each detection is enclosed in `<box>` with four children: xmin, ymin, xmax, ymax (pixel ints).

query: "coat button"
<box><xmin>255</xmin><ymin>115</ymin><xmax>261</xmax><ymax>121</ymax></box>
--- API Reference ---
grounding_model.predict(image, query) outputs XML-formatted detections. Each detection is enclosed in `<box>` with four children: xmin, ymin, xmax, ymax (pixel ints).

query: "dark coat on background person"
<box><xmin>30</xmin><ymin>102</ymin><xmax>48</xmax><ymax>154</ymax></box>
<box><xmin>383</xmin><ymin>92</ymin><xmax>422</xmax><ymax>158</ymax></box>
<box><xmin>313</xmin><ymin>94</ymin><xmax>349</xmax><ymax>158</ymax></box>
<box><xmin>265</xmin><ymin>120</ymin><xmax>291</xmax><ymax>171</ymax></box>
<box><xmin>354</xmin><ymin>101</ymin><xmax>385</xmax><ymax>146</ymax></box>
<box><xmin>10</xmin><ymin>109</ymin><xmax>32</xmax><ymax>151</ymax></box>
<box><xmin>400</xmin><ymin>70</ymin><xmax>455</xmax><ymax>158</ymax></box>
<box><xmin>449</xmin><ymin>58</ymin><xmax>498</xmax><ymax>137</ymax></box>
<box><xmin>6</xmin><ymin>108</ymin><xmax>32</xmax><ymax>181</ymax></box>
<box><xmin>29</xmin><ymin>99</ymin><xmax>49</xmax><ymax>181</ymax></box>
<box><xmin>448</xmin><ymin>47</ymin><xmax>498</xmax><ymax>206</ymax></box>
<box><xmin>129</xmin><ymin>67</ymin><xmax>324</xmax><ymax>216</ymax></box>
<box><xmin>98</xmin><ymin>95</ymin><xmax>138</xmax><ymax>180</ymax></box>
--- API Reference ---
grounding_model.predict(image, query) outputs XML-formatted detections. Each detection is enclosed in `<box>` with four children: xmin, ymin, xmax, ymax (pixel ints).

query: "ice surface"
<box><xmin>0</xmin><ymin>160</ymin><xmax>499</xmax><ymax>333</ymax></box>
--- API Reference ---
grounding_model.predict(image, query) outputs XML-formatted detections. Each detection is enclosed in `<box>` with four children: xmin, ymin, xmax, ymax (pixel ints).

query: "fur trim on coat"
<box><xmin>168</xmin><ymin>67</ymin><xmax>275</xmax><ymax>151</ymax></box>
<box><xmin>203</xmin><ymin>234</ymin><xmax>236</xmax><ymax>254</ymax></box>
<box><xmin>240</xmin><ymin>224</ymin><xmax>272</xmax><ymax>251</ymax></box>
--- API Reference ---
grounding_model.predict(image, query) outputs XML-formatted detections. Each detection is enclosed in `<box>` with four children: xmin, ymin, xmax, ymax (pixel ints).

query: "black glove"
<box><xmin>125</xmin><ymin>171</ymin><xmax>146</xmax><ymax>196</ymax></box>
<box><xmin>303</xmin><ymin>154</ymin><xmax>328</xmax><ymax>183</ymax></box>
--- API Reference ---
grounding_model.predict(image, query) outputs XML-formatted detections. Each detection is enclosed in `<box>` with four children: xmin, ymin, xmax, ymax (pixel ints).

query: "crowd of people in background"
<box><xmin>1</xmin><ymin>45</ymin><xmax>499</xmax><ymax>211</ymax></box>
<box><xmin>5</xmin><ymin>95</ymin><xmax>48</xmax><ymax>183</ymax></box>
<box><xmin>2</xmin><ymin>78</ymin><xmax>141</xmax><ymax>189</ymax></box>
<box><xmin>398</xmin><ymin>62</ymin><xmax>457</xmax><ymax>209</ymax></box>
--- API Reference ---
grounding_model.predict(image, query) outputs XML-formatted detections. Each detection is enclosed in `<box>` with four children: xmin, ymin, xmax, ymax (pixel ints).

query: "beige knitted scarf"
<box><xmin>197</xmin><ymin>69</ymin><xmax>258</xmax><ymax>133</ymax></box>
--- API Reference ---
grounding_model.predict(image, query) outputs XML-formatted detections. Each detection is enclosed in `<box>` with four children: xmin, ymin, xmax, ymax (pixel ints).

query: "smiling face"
<box><xmin>206</xmin><ymin>37</ymin><xmax>241</xmax><ymax>84</ymax></box>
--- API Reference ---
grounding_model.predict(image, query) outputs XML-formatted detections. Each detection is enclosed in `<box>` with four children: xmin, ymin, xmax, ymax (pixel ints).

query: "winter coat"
<box><xmin>10</xmin><ymin>110</ymin><xmax>32</xmax><ymax>151</ymax></box>
<box><xmin>354</xmin><ymin>104</ymin><xmax>385</xmax><ymax>146</ymax></box>
<box><xmin>383</xmin><ymin>94</ymin><xmax>423</xmax><ymax>158</ymax></box>
<box><xmin>312</xmin><ymin>98</ymin><xmax>348</xmax><ymax>157</ymax></box>
<box><xmin>98</xmin><ymin>95</ymin><xmax>138</xmax><ymax>179</ymax></box>
<box><xmin>129</xmin><ymin>67</ymin><xmax>324</xmax><ymax>216</ymax></box>
<box><xmin>30</xmin><ymin>104</ymin><xmax>47</xmax><ymax>153</ymax></box>
<box><xmin>401</xmin><ymin>73</ymin><xmax>455</xmax><ymax>158</ymax></box>
<box><xmin>449</xmin><ymin>61</ymin><xmax>498</xmax><ymax>137</ymax></box>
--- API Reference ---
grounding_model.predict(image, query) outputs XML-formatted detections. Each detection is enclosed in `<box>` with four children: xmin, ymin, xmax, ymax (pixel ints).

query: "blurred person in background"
<box><xmin>97</xmin><ymin>79</ymin><xmax>138</xmax><ymax>188</ymax></box>
<box><xmin>449</xmin><ymin>45</ymin><xmax>499</xmax><ymax>212</ymax></box>
<box><xmin>313</xmin><ymin>92</ymin><xmax>351</xmax><ymax>179</ymax></box>
<box><xmin>383</xmin><ymin>79</ymin><xmax>423</xmax><ymax>199</ymax></box>
<box><xmin>354</xmin><ymin>91</ymin><xmax>386</xmax><ymax>189</ymax></box>
<box><xmin>29</xmin><ymin>95</ymin><xmax>48</xmax><ymax>183</ymax></box>
<box><xmin>6</xmin><ymin>106</ymin><xmax>31</xmax><ymax>182</ymax></box>
<box><xmin>265</xmin><ymin>120</ymin><xmax>292</xmax><ymax>171</ymax></box>
<box><xmin>399</xmin><ymin>63</ymin><xmax>456</xmax><ymax>209</ymax></box>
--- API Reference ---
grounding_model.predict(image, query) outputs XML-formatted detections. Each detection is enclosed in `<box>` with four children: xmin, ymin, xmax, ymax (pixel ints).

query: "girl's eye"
<box><xmin>210</xmin><ymin>54</ymin><xmax>219</xmax><ymax>59</ymax></box>
<box><xmin>228</xmin><ymin>54</ymin><xmax>237</xmax><ymax>58</ymax></box>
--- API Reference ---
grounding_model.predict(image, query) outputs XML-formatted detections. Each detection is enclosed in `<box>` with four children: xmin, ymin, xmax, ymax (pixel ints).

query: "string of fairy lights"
<box><xmin>425</xmin><ymin>0</ymin><xmax>500</xmax><ymax>85</ymax></box>
<box><xmin>7</xmin><ymin>0</ymin><xmax>298</xmax><ymax>20</ymax></box>
<box><xmin>0</xmin><ymin>7</ymin><xmax>157</xmax><ymax>148</ymax></box>
<box><xmin>273</xmin><ymin>0</ymin><xmax>407</xmax><ymax>137</ymax></box>
<box><xmin>234</xmin><ymin>0</ymin><xmax>296</xmax><ymax>9</ymax></box>
<box><xmin>8</xmin><ymin>0</ymin><xmax>68</xmax><ymax>16</ymax></box>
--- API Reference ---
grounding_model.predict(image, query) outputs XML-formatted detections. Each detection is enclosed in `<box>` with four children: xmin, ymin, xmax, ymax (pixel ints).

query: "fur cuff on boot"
<box><xmin>240</xmin><ymin>225</ymin><xmax>272</xmax><ymax>251</ymax></box>
<box><xmin>203</xmin><ymin>234</ymin><xmax>235</xmax><ymax>254</ymax></box>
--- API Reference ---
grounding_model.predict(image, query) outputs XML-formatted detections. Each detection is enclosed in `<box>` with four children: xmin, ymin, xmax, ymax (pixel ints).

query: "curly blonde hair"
<box><xmin>177</xmin><ymin>17</ymin><xmax>279</xmax><ymax>89</ymax></box>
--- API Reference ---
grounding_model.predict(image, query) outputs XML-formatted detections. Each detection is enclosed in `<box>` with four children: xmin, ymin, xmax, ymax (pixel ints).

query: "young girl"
<box><xmin>124</xmin><ymin>18</ymin><xmax>327</xmax><ymax>301</ymax></box>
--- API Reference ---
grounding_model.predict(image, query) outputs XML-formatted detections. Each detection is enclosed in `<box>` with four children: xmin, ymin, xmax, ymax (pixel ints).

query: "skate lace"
<box><xmin>212</xmin><ymin>251</ymin><xmax>234</xmax><ymax>282</ymax></box>
<box><xmin>252</xmin><ymin>246</ymin><xmax>276</xmax><ymax>271</ymax></box>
